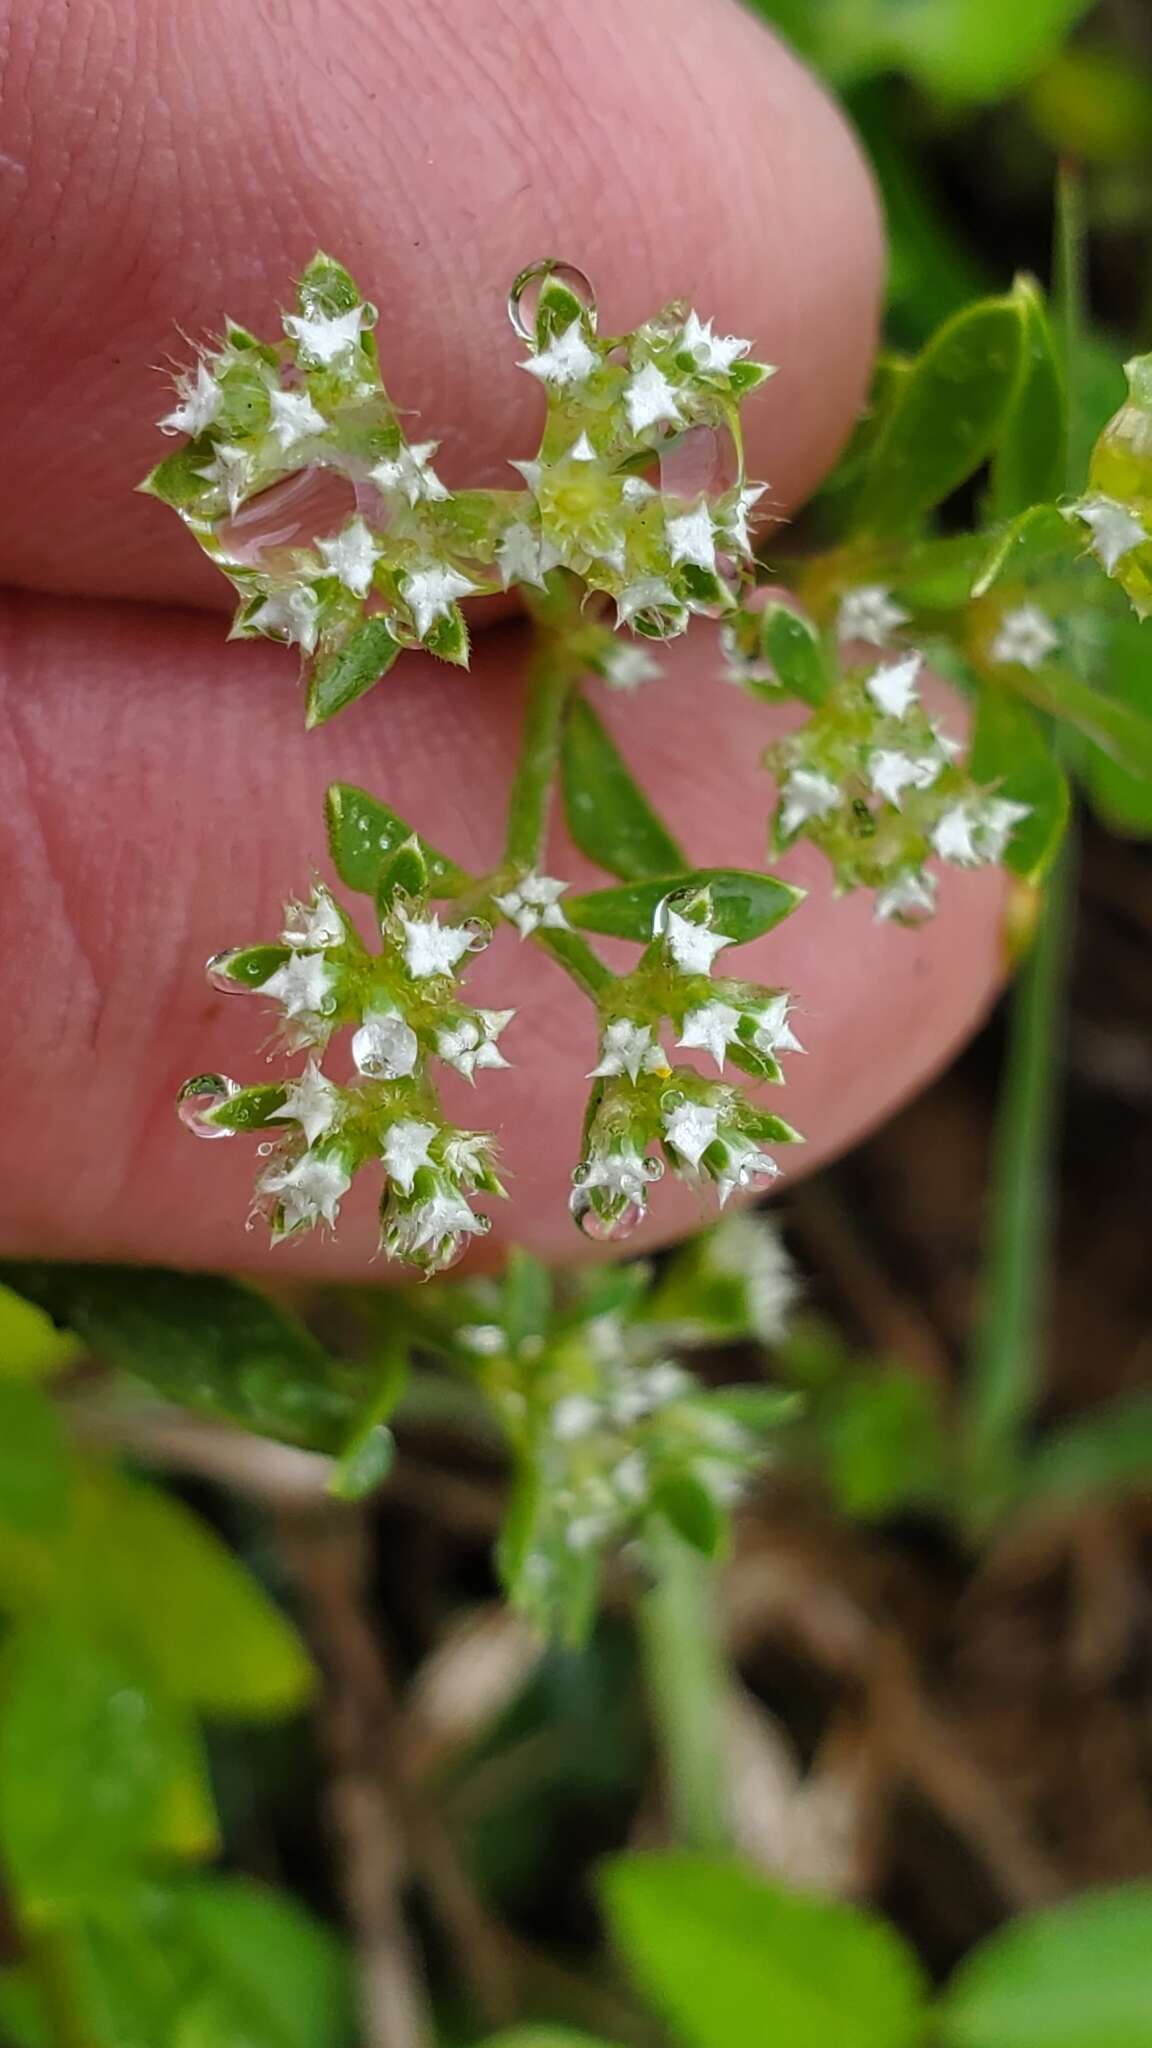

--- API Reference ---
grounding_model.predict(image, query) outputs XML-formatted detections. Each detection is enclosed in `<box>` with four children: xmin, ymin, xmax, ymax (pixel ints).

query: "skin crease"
<box><xmin>0</xmin><ymin>0</ymin><xmax>1005</xmax><ymax>1278</ymax></box>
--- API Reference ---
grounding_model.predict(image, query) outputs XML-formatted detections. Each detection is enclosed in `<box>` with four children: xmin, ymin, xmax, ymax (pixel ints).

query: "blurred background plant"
<box><xmin>3</xmin><ymin>1</ymin><xmax>1152</xmax><ymax>2043</ymax></box>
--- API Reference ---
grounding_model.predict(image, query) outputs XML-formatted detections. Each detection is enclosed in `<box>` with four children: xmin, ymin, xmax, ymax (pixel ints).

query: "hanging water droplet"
<box><xmin>659</xmin><ymin>423</ymin><xmax>739</xmax><ymax>502</ymax></box>
<box><xmin>507</xmin><ymin>260</ymin><xmax>597</xmax><ymax>340</ymax></box>
<box><xmin>205</xmin><ymin>950</ymin><xmax>251</xmax><ymax>995</ymax></box>
<box><xmin>177</xmin><ymin>1074</ymin><xmax>240</xmax><ymax>1140</ymax></box>
<box><xmin>256</xmin><ymin>1140</ymin><xmax>275</xmax><ymax>1157</ymax></box>
<box><xmin>215</xmin><ymin>467</ymin><xmax>359</xmax><ymax>570</ymax></box>
<box><xmin>575</xmin><ymin>1199</ymin><xmax>644</xmax><ymax>1243</ymax></box>
<box><xmin>352</xmin><ymin>1013</ymin><xmax>419</xmax><ymax>1080</ymax></box>
<box><xmin>738</xmin><ymin>1154</ymin><xmax>780</xmax><ymax>1192</ymax></box>
<box><xmin>641</xmin><ymin>1156</ymin><xmax>666</xmax><ymax>1184</ymax></box>
<box><xmin>460</xmin><ymin>916</ymin><xmax>492</xmax><ymax>952</ymax></box>
<box><xmin>651</xmin><ymin>886</ymin><xmax>696</xmax><ymax>938</ymax></box>
<box><xmin>660</xmin><ymin>1087</ymin><xmax>687</xmax><ymax>1115</ymax></box>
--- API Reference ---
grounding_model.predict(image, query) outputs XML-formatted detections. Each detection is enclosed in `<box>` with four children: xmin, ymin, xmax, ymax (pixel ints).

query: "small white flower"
<box><xmin>589</xmin><ymin>1019</ymin><xmax>666</xmax><ymax>1085</ymax></box>
<box><xmin>493</xmin><ymin>873</ymin><xmax>569</xmax><ymax>938</ymax></box>
<box><xmin>779</xmin><ymin>768</ymin><xmax>841</xmax><ymax>836</ymax></box>
<box><xmin>874</xmin><ymin>870</ymin><xmax>938</xmax><ymax>922</ymax></box>
<box><xmin>575</xmin><ymin>1146</ymin><xmax>654</xmax><ymax>1204</ymax></box>
<box><xmin>722</xmin><ymin>482</ymin><xmax>768</xmax><ymax>556</ymax></box>
<box><xmin>837</xmin><ymin>585</ymin><xmax>910</xmax><ymax>646</ymax></box>
<box><xmin>663</xmin><ymin>909</ymin><xmax>732</xmax><ymax>976</ymax></box>
<box><xmin>282</xmin><ymin>888</ymin><xmax>343</xmax><ymax>950</ymax></box>
<box><xmin>371</xmin><ymin>440</ymin><xmax>450</xmax><ymax>505</ymax></box>
<box><xmin>457</xmin><ymin>1324</ymin><xmax>506</xmax><ymax>1357</ymax></box>
<box><xmin>436</xmin><ymin>1009</ymin><xmax>514</xmax><ymax>1081</ymax></box>
<box><xmin>713</xmin><ymin>1135</ymin><xmax>780</xmax><ymax>1207</ymax></box>
<box><xmin>495</xmin><ymin>521</ymin><xmax>558</xmax><ymax>591</ymax></box>
<box><xmin>615</xmin><ymin>577</ymin><xmax>681</xmax><ymax>628</ymax></box>
<box><xmin>976</xmin><ymin>796</ymin><xmax>1031</xmax><ymax>863</ymax></box>
<box><xmin>990</xmin><ymin>603</ymin><xmax>1060</xmax><ymax>671</ymax></box>
<box><xmin>679</xmin><ymin>310</ymin><xmax>750</xmax><ymax>374</ymax></box>
<box><xmin>932</xmin><ymin>804</ymin><xmax>980</xmax><ymax>865</ymax></box>
<box><xmin>260</xmin><ymin>951</ymin><xmax>335</xmax><ymax>1020</ymax></box>
<box><xmin>159</xmin><ymin>360</ymin><xmax>222</xmax><ymax>437</ymax></box>
<box><xmin>400</xmin><ymin>915</ymin><xmax>476</xmax><ymax>980</ymax></box>
<box><xmin>932</xmin><ymin>796</ymin><xmax>1028</xmax><ymax>868</ymax></box>
<box><xmin>352</xmin><ymin>1012</ymin><xmax>419</xmax><ymax>1079</ymax></box>
<box><xmin>440</xmin><ymin>1131</ymin><xmax>497</xmax><ymax>1187</ymax></box>
<box><xmin>402</xmin><ymin>564</ymin><xmax>476</xmax><ymax>639</ymax></box>
<box><xmin>613</xmin><ymin>1452</ymin><xmax>648</xmax><ymax>1502</ymax></box>
<box><xmin>267</xmin><ymin>386</ymin><xmax>328</xmax><ymax>451</ymax></box>
<box><xmin>566</xmin><ymin>431</ymin><xmax>596</xmax><ymax>462</ymax></box>
<box><xmin>194</xmin><ymin>441</ymin><xmax>250</xmax><ymax>512</ymax></box>
<box><xmin>248</xmin><ymin>584</ymin><xmax>321</xmax><ymax>654</ymax></box>
<box><xmin>750</xmin><ymin>992</ymin><xmax>804</xmax><ymax>1058</ymax></box>
<box><xmin>663</xmin><ymin>1100</ymin><xmax>720</xmax><ymax>1169</ymax></box>
<box><xmin>665</xmin><ymin>500</ymin><xmax>717</xmax><ymax>572</ymax></box>
<box><xmin>317</xmin><ymin>516</ymin><xmax>378</xmax><ymax>599</ymax></box>
<box><xmin>387</xmin><ymin>1185</ymin><xmax>487</xmax><ymax>1267</ymax></box>
<box><xmin>621</xmin><ymin>476</ymin><xmax>657</xmax><ymax>505</ymax></box>
<box><xmin>382</xmin><ymin>1118</ymin><xmax>438</xmax><ymax>1195</ymax></box>
<box><xmin>601</xmin><ymin>641</ymin><xmax>662</xmax><ymax>691</ymax></box>
<box><xmin>283</xmin><ymin>303</ymin><xmax>366</xmax><ymax>366</ymax></box>
<box><xmin>277</xmin><ymin>1059</ymin><xmax>341</xmax><ymax>1147</ymax></box>
<box><xmin>867</xmin><ymin>748</ymin><xmax>941</xmax><ymax>808</ymax></box>
<box><xmin>261</xmin><ymin>1150</ymin><xmax>352</xmax><ymax>1235</ymax></box>
<box><xmin>1073</xmin><ymin>494</ymin><xmax>1147</xmax><ymax>574</ymax></box>
<box><xmin>678</xmin><ymin>1001</ymin><xmax>743</xmax><ymax>1072</ymax></box>
<box><xmin>519</xmin><ymin>319</ymin><xmax>599</xmax><ymax>389</ymax></box>
<box><xmin>552</xmin><ymin>1396</ymin><xmax>603</xmax><ymax>1441</ymax></box>
<box><xmin>866</xmin><ymin>652</ymin><xmax>922</xmax><ymax>721</ymax></box>
<box><xmin>625</xmin><ymin>362</ymin><xmax>683</xmax><ymax>435</ymax></box>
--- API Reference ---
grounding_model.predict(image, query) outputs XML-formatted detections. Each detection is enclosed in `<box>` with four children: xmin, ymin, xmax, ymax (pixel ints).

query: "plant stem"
<box><xmin>28</xmin><ymin>1929</ymin><xmax>98</xmax><ymax>2048</ymax></box>
<box><xmin>503</xmin><ymin>637</ymin><xmax>578</xmax><ymax>874</ymax></box>
<box><xmin>637</xmin><ymin>1522</ymin><xmax>734</xmax><ymax>1854</ymax></box>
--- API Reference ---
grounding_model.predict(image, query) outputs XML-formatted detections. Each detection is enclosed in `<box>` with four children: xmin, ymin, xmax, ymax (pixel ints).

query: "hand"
<box><xmin>0</xmin><ymin>0</ymin><xmax>1003</xmax><ymax>1275</ymax></box>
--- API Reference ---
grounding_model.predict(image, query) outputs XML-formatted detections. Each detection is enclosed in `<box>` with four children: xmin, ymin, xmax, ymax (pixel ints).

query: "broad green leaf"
<box><xmin>0</xmin><ymin>1263</ymin><xmax>357</xmax><ymax>1452</ymax></box>
<box><xmin>561</xmin><ymin>696</ymin><xmax>684</xmax><ymax>880</ymax></box>
<box><xmin>758</xmin><ymin>604</ymin><xmax>829</xmax><ymax>704</ymax></box>
<box><xmin>819</xmin><ymin>1371</ymin><xmax>945</xmax><ymax>1518</ymax></box>
<box><xmin>939</xmin><ymin>1883</ymin><xmax>1152</xmax><ymax>2048</ymax></box>
<box><xmin>324</xmin><ymin>781</ymin><xmax>466</xmax><ymax>897</ymax></box>
<box><xmin>969</xmin><ymin>686</ymin><xmax>1069</xmax><ymax>881</ymax></box>
<box><xmin>889</xmin><ymin>533</ymin><xmax>989</xmax><ymax>610</ymax></box>
<box><xmin>1002</xmin><ymin>663</ymin><xmax>1152</xmax><ymax>782</ymax></box>
<box><xmin>566</xmin><ymin>869</ymin><xmax>803</xmax><ymax>945</ymax></box>
<box><xmin>988</xmin><ymin>277</ymin><xmax>1066</xmax><ymax>522</ymax></box>
<box><xmin>854</xmin><ymin>296</ymin><xmax>1025</xmax><ymax>535</ymax></box>
<box><xmin>0</xmin><ymin>1622</ymin><xmax>176</xmax><ymax>1914</ymax></box>
<box><xmin>304</xmin><ymin>616</ymin><xmax>401</xmax><ymax>727</ymax></box>
<box><xmin>1081</xmin><ymin>610</ymin><xmax>1152</xmax><ymax>837</ymax></box>
<box><xmin>649</xmin><ymin>1483</ymin><xmax>726</xmax><ymax>1559</ymax></box>
<box><xmin>174</xmin><ymin>1876</ymin><xmax>353</xmax><ymax>2048</ymax></box>
<box><xmin>0</xmin><ymin>1383</ymin><xmax>70</xmax><ymax>1537</ymax></box>
<box><xmin>972</xmin><ymin>502</ymin><xmax>1078</xmax><ymax>598</ymax></box>
<box><xmin>0</xmin><ymin>1284</ymin><xmax>81</xmax><ymax>1380</ymax></box>
<box><xmin>600</xmin><ymin>1854</ymin><xmax>928</xmax><ymax>2048</ymax></box>
<box><xmin>1013</xmin><ymin>1396</ymin><xmax>1152</xmax><ymax>1514</ymax></box>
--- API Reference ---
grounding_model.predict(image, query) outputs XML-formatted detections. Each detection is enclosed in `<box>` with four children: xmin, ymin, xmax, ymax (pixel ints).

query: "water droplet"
<box><xmin>215</xmin><ymin>467</ymin><xmax>359</xmax><ymax>571</ymax></box>
<box><xmin>738</xmin><ymin>1155</ymin><xmax>780</xmax><ymax>1192</ymax></box>
<box><xmin>352</xmin><ymin>1013</ymin><xmax>419</xmax><ymax>1080</ymax></box>
<box><xmin>460</xmin><ymin>917</ymin><xmax>492</xmax><ymax>951</ymax></box>
<box><xmin>507</xmin><ymin>260</ymin><xmax>597</xmax><ymax>340</ymax></box>
<box><xmin>660</xmin><ymin>1087</ymin><xmax>686</xmax><ymax>1115</ymax></box>
<box><xmin>177</xmin><ymin>1074</ymin><xmax>240</xmax><ymax>1140</ymax></box>
<box><xmin>651</xmin><ymin>886</ymin><xmax>695</xmax><ymax>938</ymax></box>
<box><xmin>641</xmin><ymin>1156</ymin><xmax>666</xmax><ymax>1183</ymax></box>
<box><xmin>576</xmin><ymin>1199</ymin><xmax>644</xmax><ymax>1243</ymax></box>
<box><xmin>256</xmin><ymin>1140</ymin><xmax>275</xmax><ymax>1157</ymax></box>
<box><xmin>659</xmin><ymin>423</ymin><xmax>739</xmax><ymax>502</ymax></box>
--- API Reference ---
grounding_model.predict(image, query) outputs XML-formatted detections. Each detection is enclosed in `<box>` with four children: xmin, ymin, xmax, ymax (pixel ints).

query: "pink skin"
<box><xmin>0</xmin><ymin>0</ymin><xmax>1004</xmax><ymax>1276</ymax></box>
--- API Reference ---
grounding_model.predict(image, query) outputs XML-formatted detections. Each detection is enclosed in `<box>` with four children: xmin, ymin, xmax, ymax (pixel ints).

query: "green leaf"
<box><xmin>0</xmin><ymin>1264</ymin><xmax>357</xmax><ymax>1453</ymax></box>
<box><xmin>0</xmin><ymin>1283</ymin><xmax>81</xmax><ymax>1380</ymax></box>
<box><xmin>600</xmin><ymin>1853</ymin><xmax>928</xmax><ymax>2048</ymax></box>
<box><xmin>1013</xmin><ymin>1395</ymin><xmax>1152</xmax><ymax>1514</ymax></box>
<box><xmin>818</xmin><ymin>1371</ymin><xmax>945</xmax><ymax>1518</ymax></box>
<box><xmin>0</xmin><ymin>1383</ymin><xmax>70</xmax><ymax>1537</ymax></box>
<box><xmin>561</xmin><ymin>696</ymin><xmax>685</xmax><ymax>880</ymax></box>
<box><xmin>969</xmin><ymin>686</ymin><xmax>1069</xmax><ymax>881</ymax></box>
<box><xmin>939</xmin><ymin>1883</ymin><xmax>1152</xmax><ymax>2048</ymax></box>
<box><xmin>988</xmin><ymin>278</ymin><xmax>1067</xmax><ymax>522</ymax></box>
<box><xmin>1081</xmin><ymin>610</ymin><xmax>1152</xmax><ymax>836</ymax></box>
<box><xmin>324</xmin><ymin>781</ymin><xmax>466</xmax><ymax>897</ymax></box>
<box><xmin>502</xmin><ymin>1247</ymin><xmax>554</xmax><ymax>1353</ymax></box>
<box><xmin>304</xmin><ymin>616</ymin><xmax>401</xmax><ymax>727</ymax></box>
<box><xmin>759</xmin><ymin>604</ymin><xmax>830</xmax><ymax>704</ymax></box>
<box><xmin>972</xmin><ymin>502</ymin><xmax>1078</xmax><ymax>598</ymax></box>
<box><xmin>854</xmin><ymin>295</ymin><xmax>1025</xmax><ymax>535</ymax></box>
<box><xmin>1002</xmin><ymin>663</ymin><xmax>1152</xmax><ymax>782</ymax></box>
<box><xmin>566</xmin><ymin>869</ymin><xmax>803</xmax><ymax>945</ymax></box>
<box><xmin>374</xmin><ymin>834</ymin><xmax>428</xmax><ymax>918</ymax></box>
<box><xmin>0</xmin><ymin>1623</ymin><xmax>176</xmax><ymax>1914</ymax></box>
<box><xmin>752</xmin><ymin>0</ymin><xmax>1093</xmax><ymax>99</ymax></box>
<box><xmin>175</xmin><ymin>1875</ymin><xmax>353</xmax><ymax>2048</ymax></box>
<box><xmin>479</xmin><ymin>2035</ymin><xmax>622</xmax><ymax>2048</ymax></box>
<box><xmin>649</xmin><ymin>1483</ymin><xmax>726</xmax><ymax>1560</ymax></box>
<box><xmin>205</xmin><ymin>944</ymin><xmax>291</xmax><ymax>991</ymax></box>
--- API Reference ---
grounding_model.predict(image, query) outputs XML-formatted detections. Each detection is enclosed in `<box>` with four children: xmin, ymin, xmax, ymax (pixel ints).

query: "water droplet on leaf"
<box><xmin>177</xmin><ymin>1074</ymin><xmax>240</xmax><ymax>1139</ymax></box>
<box><xmin>507</xmin><ymin>260</ymin><xmax>597</xmax><ymax>340</ymax></box>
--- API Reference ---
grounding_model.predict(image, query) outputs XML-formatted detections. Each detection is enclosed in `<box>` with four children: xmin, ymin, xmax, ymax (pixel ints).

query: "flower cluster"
<box><xmin>571</xmin><ymin>886</ymin><xmax>803</xmax><ymax>1239</ymax></box>
<box><xmin>177</xmin><ymin>856</ymin><xmax>508</xmax><ymax>1270</ymax></box>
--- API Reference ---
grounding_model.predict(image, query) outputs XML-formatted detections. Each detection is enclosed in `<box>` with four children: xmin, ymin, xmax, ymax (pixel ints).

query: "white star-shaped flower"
<box><xmin>495</xmin><ymin>521</ymin><xmax>549</xmax><ymax>591</ymax></box>
<box><xmin>750</xmin><ymin>992</ymin><xmax>804</xmax><ymax>1058</ymax></box>
<box><xmin>663</xmin><ymin>1100</ymin><xmax>721</xmax><ymax>1169</ymax></box>
<box><xmin>722</xmin><ymin>483</ymin><xmax>769</xmax><ymax>556</ymax></box>
<box><xmin>519</xmin><ymin>320</ymin><xmax>599</xmax><ymax>389</ymax></box>
<box><xmin>932</xmin><ymin>804</ymin><xmax>980</xmax><ymax>865</ymax></box>
<box><xmin>259</xmin><ymin>951</ymin><xmax>335</xmax><ymax>1020</ymax></box>
<box><xmin>665</xmin><ymin>500</ymin><xmax>717</xmax><ymax>571</ymax></box>
<box><xmin>382</xmin><ymin>1118</ymin><xmax>438</xmax><ymax>1195</ymax></box>
<box><xmin>351</xmin><ymin>1012</ymin><xmax>419</xmax><ymax>1079</ymax></box>
<box><xmin>316</xmin><ymin>516</ymin><xmax>378</xmax><ymax>599</ymax></box>
<box><xmin>400</xmin><ymin>915</ymin><xmax>476</xmax><ymax>980</ymax></box>
<box><xmin>277</xmin><ymin>1059</ymin><xmax>341</xmax><ymax>1147</ymax></box>
<box><xmin>436</xmin><ymin>1009</ymin><xmax>514</xmax><ymax>1081</ymax></box>
<box><xmin>663</xmin><ymin>909</ymin><xmax>732</xmax><ymax>976</ymax></box>
<box><xmin>566</xmin><ymin>432</ymin><xmax>596</xmax><ymax>462</ymax></box>
<box><xmin>267</xmin><ymin>386</ymin><xmax>328</xmax><ymax>452</ymax></box>
<box><xmin>402</xmin><ymin>564</ymin><xmax>476</xmax><ymax>639</ymax></box>
<box><xmin>837</xmin><ymin>585</ymin><xmax>910</xmax><ymax>646</ymax></box>
<box><xmin>1073</xmin><ymin>494</ymin><xmax>1147</xmax><ymax>574</ymax></box>
<box><xmin>387</xmin><ymin>1186</ymin><xmax>486</xmax><ymax>1267</ymax></box>
<box><xmin>677</xmin><ymin>1001</ymin><xmax>742</xmax><ymax>1072</ymax></box>
<box><xmin>989</xmin><ymin>604</ymin><xmax>1060</xmax><ymax>671</ymax></box>
<box><xmin>625</xmin><ymin>362</ymin><xmax>684</xmax><ymax>435</ymax></box>
<box><xmin>779</xmin><ymin>768</ymin><xmax>841</xmax><ymax>836</ymax></box>
<box><xmin>261</xmin><ymin>1150</ymin><xmax>352</xmax><ymax>1235</ymax></box>
<box><xmin>867</xmin><ymin>748</ymin><xmax>941</xmax><ymax>808</ymax></box>
<box><xmin>575</xmin><ymin>1146</ymin><xmax>654</xmax><ymax>1204</ymax></box>
<box><xmin>248</xmin><ymin>585</ymin><xmax>321</xmax><ymax>655</ymax></box>
<box><xmin>589</xmin><ymin>1019</ymin><xmax>666</xmax><ymax>1086</ymax></box>
<box><xmin>283</xmin><ymin>303</ymin><xmax>366</xmax><ymax>366</ymax></box>
<box><xmin>932</xmin><ymin>797</ymin><xmax>1028</xmax><ymax>868</ymax></box>
<box><xmin>680</xmin><ymin>310</ymin><xmax>750</xmax><ymax>374</ymax></box>
<box><xmin>874</xmin><ymin>869</ymin><xmax>938</xmax><ymax>923</ymax></box>
<box><xmin>493</xmin><ymin>873</ymin><xmax>569</xmax><ymax>938</ymax></box>
<box><xmin>601</xmin><ymin>641</ymin><xmax>662</xmax><ymax>691</ymax></box>
<box><xmin>371</xmin><ymin>439</ymin><xmax>450</xmax><ymax>505</ymax></box>
<box><xmin>194</xmin><ymin>441</ymin><xmax>250</xmax><ymax>512</ymax></box>
<box><xmin>616</xmin><ymin>577</ymin><xmax>681</xmax><ymax>629</ymax></box>
<box><xmin>159</xmin><ymin>360</ymin><xmax>222</xmax><ymax>436</ymax></box>
<box><xmin>866</xmin><ymin>652</ymin><xmax>922</xmax><ymax>720</ymax></box>
<box><xmin>282</xmin><ymin>888</ymin><xmax>343</xmax><ymax>949</ymax></box>
<box><xmin>441</xmin><ymin>1131</ymin><xmax>497</xmax><ymax>1187</ymax></box>
<box><xmin>976</xmin><ymin>796</ymin><xmax>1031</xmax><ymax>863</ymax></box>
<box><xmin>714</xmin><ymin>1136</ymin><xmax>780</xmax><ymax>1207</ymax></box>
<box><xmin>621</xmin><ymin>476</ymin><xmax>657</xmax><ymax>505</ymax></box>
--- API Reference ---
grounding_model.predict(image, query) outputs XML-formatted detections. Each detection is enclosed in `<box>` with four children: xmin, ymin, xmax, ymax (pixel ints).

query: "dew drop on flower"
<box><xmin>352</xmin><ymin>1014</ymin><xmax>419</xmax><ymax>1079</ymax></box>
<box><xmin>460</xmin><ymin>917</ymin><xmax>492</xmax><ymax>951</ymax></box>
<box><xmin>507</xmin><ymin>260</ymin><xmax>597</xmax><ymax>340</ymax></box>
<box><xmin>659</xmin><ymin>423</ymin><xmax>739</xmax><ymax>502</ymax></box>
<box><xmin>575</xmin><ymin>1200</ymin><xmax>644</xmax><ymax>1243</ymax></box>
<box><xmin>206</xmin><ymin>951</ymin><xmax>248</xmax><ymax>995</ymax></box>
<box><xmin>177</xmin><ymin>1074</ymin><xmax>240</xmax><ymax>1140</ymax></box>
<box><xmin>650</xmin><ymin>885</ymin><xmax>696</xmax><ymax>938</ymax></box>
<box><xmin>215</xmin><ymin>468</ymin><xmax>359</xmax><ymax>571</ymax></box>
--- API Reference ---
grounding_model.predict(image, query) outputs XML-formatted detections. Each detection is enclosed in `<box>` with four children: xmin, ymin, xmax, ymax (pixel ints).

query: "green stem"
<box><xmin>637</xmin><ymin>1522</ymin><xmax>734</xmax><ymax>1854</ymax></box>
<box><xmin>28</xmin><ymin>1928</ymin><xmax>99</xmax><ymax>2048</ymax></box>
<box><xmin>503</xmin><ymin>637</ymin><xmax>578</xmax><ymax>874</ymax></box>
